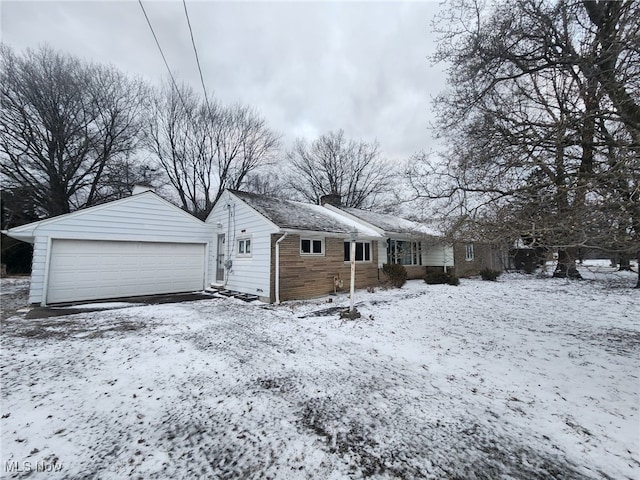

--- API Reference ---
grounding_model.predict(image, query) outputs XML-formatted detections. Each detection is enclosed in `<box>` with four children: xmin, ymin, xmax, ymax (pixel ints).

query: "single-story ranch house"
<box><xmin>4</xmin><ymin>188</ymin><xmax>453</xmax><ymax>305</ymax></box>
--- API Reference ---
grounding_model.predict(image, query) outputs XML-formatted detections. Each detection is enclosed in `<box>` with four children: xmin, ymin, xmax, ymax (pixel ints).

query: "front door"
<box><xmin>216</xmin><ymin>234</ymin><xmax>225</xmax><ymax>283</ymax></box>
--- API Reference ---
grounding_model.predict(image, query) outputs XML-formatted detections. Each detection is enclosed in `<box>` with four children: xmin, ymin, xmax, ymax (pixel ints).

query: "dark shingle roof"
<box><xmin>339</xmin><ymin>207</ymin><xmax>442</xmax><ymax>237</ymax></box>
<box><xmin>229</xmin><ymin>190</ymin><xmax>367</xmax><ymax>234</ymax></box>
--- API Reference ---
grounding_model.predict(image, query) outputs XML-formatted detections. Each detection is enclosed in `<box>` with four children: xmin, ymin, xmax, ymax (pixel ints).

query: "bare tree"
<box><xmin>146</xmin><ymin>82</ymin><xmax>212</xmax><ymax>218</ymax></box>
<box><xmin>146</xmin><ymin>83</ymin><xmax>280</xmax><ymax>219</ymax></box>
<box><xmin>0</xmin><ymin>45</ymin><xmax>148</xmax><ymax>217</ymax></box>
<box><xmin>213</xmin><ymin>103</ymin><xmax>281</xmax><ymax>204</ymax></box>
<box><xmin>410</xmin><ymin>0</ymin><xmax>639</xmax><ymax>284</ymax></box>
<box><xmin>286</xmin><ymin>129</ymin><xmax>390</xmax><ymax>208</ymax></box>
<box><xmin>240</xmin><ymin>170</ymin><xmax>285</xmax><ymax>197</ymax></box>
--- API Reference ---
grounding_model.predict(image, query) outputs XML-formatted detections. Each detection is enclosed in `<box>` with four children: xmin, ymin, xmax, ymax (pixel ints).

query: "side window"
<box><xmin>301</xmin><ymin>238</ymin><xmax>324</xmax><ymax>255</ymax></box>
<box><xmin>465</xmin><ymin>243</ymin><xmax>474</xmax><ymax>261</ymax></box>
<box><xmin>238</xmin><ymin>238</ymin><xmax>252</xmax><ymax>257</ymax></box>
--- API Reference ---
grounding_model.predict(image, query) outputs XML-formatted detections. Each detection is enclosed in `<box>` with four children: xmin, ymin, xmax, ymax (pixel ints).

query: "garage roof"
<box><xmin>4</xmin><ymin>191</ymin><xmax>210</xmax><ymax>243</ymax></box>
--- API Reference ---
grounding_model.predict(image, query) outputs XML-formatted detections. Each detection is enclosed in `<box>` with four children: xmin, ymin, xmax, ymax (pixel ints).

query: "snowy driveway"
<box><xmin>1</xmin><ymin>272</ymin><xmax>638</xmax><ymax>479</ymax></box>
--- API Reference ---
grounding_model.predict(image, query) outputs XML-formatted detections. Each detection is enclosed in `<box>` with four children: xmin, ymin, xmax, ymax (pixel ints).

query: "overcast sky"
<box><xmin>1</xmin><ymin>1</ymin><xmax>448</xmax><ymax>161</ymax></box>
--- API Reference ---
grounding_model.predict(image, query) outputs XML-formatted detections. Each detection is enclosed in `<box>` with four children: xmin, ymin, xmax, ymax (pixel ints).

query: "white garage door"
<box><xmin>47</xmin><ymin>240</ymin><xmax>206</xmax><ymax>304</ymax></box>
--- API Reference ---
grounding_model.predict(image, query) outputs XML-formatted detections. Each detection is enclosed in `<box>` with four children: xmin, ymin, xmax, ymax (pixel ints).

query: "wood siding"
<box><xmin>270</xmin><ymin>234</ymin><xmax>380</xmax><ymax>302</ymax></box>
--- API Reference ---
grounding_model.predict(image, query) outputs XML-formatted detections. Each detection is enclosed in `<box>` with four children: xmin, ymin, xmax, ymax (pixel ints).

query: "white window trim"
<box><xmin>388</xmin><ymin>239</ymin><xmax>422</xmax><ymax>266</ymax></box>
<box><xmin>237</xmin><ymin>237</ymin><xmax>252</xmax><ymax>257</ymax></box>
<box><xmin>344</xmin><ymin>240</ymin><xmax>372</xmax><ymax>263</ymax></box>
<box><xmin>300</xmin><ymin>237</ymin><xmax>324</xmax><ymax>256</ymax></box>
<box><xmin>465</xmin><ymin>243</ymin><xmax>474</xmax><ymax>261</ymax></box>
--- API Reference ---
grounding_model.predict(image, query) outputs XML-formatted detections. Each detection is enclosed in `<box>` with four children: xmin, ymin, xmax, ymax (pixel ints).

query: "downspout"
<box><xmin>275</xmin><ymin>232</ymin><xmax>288</xmax><ymax>304</ymax></box>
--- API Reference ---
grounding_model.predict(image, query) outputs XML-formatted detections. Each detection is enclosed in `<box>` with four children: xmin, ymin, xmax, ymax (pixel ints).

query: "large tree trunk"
<box><xmin>619</xmin><ymin>254</ymin><xmax>632</xmax><ymax>271</ymax></box>
<box><xmin>553</xmin><ymin>249</ymin><xmax>583</xmax><ymax>279</ymax></box>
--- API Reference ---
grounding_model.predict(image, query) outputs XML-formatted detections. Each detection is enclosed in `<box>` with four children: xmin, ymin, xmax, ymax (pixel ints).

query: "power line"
<box><xmin>182</xmin><ymin>0</ymin><xmax>213</xmax><ymax>110</ymax></box>
<box><xmin>138</xmin><ymin>0</ymin><xmax>188</xmax><ymax>108</ymax></box>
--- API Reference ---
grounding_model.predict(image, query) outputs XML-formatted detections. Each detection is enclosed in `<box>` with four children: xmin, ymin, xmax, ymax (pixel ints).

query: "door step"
<box><xmin>209</xmin><ymin>286</ymin><xmax>259</xmax><ymax>302</ymax></box>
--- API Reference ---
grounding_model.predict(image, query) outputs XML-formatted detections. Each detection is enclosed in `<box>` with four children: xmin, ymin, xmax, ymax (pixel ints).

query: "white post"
<box><xmin>350</xmin><ymin>239</ymin><xmax>356</xmax><ymax>312</ymax></box>
<box><xmin>275</xmin><ymin>233</ymin><xmax>288</xmax><ymax>304</ymax></box>
<box><xmin>349</xmin><ymin>229</ymin><xmax>358</xmax><ymax>312</ymax></box>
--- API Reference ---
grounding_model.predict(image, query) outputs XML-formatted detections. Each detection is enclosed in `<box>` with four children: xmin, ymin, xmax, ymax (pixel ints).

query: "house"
<box><xmin>206</xmin><ymin>190</ymin><xmax>454</xmax><ymax>302</ymax></box>
<box><xmin>205</xmin><ymin>190</ymin><xmax>384</xmax><ymax>303</ymax></box>
<box><xmin>320</xmin><ymin>203</ymin><xmax>454</xmax><ymax>279</ymax></box>
<box><xmin>5</xmin><ymin>188</ymin><xmax>454</xmax><ymax>306</ymax></box>
<box><xmin>3</xmin><ymin>189</ymin><xmax>213</xmax><ymax>305</ymax></box>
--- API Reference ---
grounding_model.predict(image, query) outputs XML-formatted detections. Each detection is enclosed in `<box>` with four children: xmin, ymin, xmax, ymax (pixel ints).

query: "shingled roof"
<box><xmin>228</xmin><ymin>190</ymin><xmax>381</xmax><ymax>237</ymax></box>
<box><xmin>337</xmin><ymin>207</ymin><xmax>443</xmax><ymax>237</ymax></box>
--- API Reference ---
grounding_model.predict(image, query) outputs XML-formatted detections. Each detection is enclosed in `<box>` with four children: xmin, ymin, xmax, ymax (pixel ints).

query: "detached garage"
<box><xmin>4</xmin><ymin>190</ymin><xmax>214</xmax><ymax>306</ymax></box>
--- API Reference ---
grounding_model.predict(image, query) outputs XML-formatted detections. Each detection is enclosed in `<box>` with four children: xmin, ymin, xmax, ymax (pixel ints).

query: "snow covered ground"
<box><xmin>0</xmin><ymin>277</ymin><xmax>31</xmax><ymax>320</ymax></box>
<box><xmin>1</xmin><ymin>267</ymin><xmax>638</xmax><ymax>479</ymax></box>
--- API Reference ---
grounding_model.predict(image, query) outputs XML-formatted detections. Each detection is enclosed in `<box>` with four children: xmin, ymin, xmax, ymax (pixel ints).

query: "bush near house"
<box><xmin>382</xmin><ymin>263</ymin><xmax>408</xmax><ymax>288</ymax></box>
<box><xmin>480</xmin><ymin>268</ymin><xmax>501</xmax><ymax>281</ymax></box>
<box><xmin>424</xmin><ymin>271</ymin><xmax>460</xmax><ymax>286</ymax></box>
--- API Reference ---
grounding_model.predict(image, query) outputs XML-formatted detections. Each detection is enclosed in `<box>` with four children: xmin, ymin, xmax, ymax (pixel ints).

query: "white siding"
<box><xmin>206</xmin><ymin>191</ymin><xmax>278</xmax><ymax>299</ymax></box>
<box><xmin>377</xmin><ymin>240</ymin><xmax>387</xmax><ymax>267</ymax></box>
<box><xmin>29</xmin><ymin>194</ymin><xmax>212</xmax><ymax>242</ymax></box>
<box><xmin>422</xmin><ymin>244</ymin><xmax>455</xmax><ymax>267</ymax></box>
<box><xmin>24</xmin><ymin>193</ymin><xmax>213</xmax><ymax>304</ymax></box>
<box><xmin>28</xmin><ymin>237</ymin><xmax>49</xmax><ymax>305</ymax></box>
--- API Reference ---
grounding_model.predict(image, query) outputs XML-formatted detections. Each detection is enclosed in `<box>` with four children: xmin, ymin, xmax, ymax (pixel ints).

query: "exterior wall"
<box><xmin>270</xmin><ymin>234</ymin><xmax>380</xmax><ymax>302</ymax></box>
<box><xmin>23</xmin><ymin>193</ymin><xmax>213</xmax><ymax>305</ymax></box>
<box><xmin>454</xmin><ymin>242</ymin><xmax>505</xmax><ymax>277</ymax></box>
<box><xmin>422</xmin><ymin>244</ymin><xmax>454</xmax><ymax>268</ymax></box>
<box><xmin>206</xmin><ymin>191</ymin><xmax>278</xmax><ymax>300</ymax></box>
<box><xmin>404</xmin><ymin>265</ymin><xmax>426</xmax><ymax>280</ymax></box>
<box><xmin>28</xmin><ymin>237</ymin><xmax>49</xmax><ymax>304</ymax></box>
<box><xmin>379</xmin><ymin>264</ymin><xmax>426</xmax><ymax>281</ymax></box>
<box><xmin>377</xmin><ymin>241</ymin><xmax>454</xmax><ymax>281</ymax></box>
<box><xmin>27</xmin><ymin>194</ymin><xmax>212</xmax><ymax>242</ymax></box>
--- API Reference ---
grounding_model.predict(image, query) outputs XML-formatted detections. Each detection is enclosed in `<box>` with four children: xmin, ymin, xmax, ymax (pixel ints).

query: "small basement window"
<box><xmin>301</xmin><ymin>238</ymin><xmax>323</xmax><ymax>255</ymax></box>
<box><xmin>238</xmin><ymin>238</ymin><xmax>252</xmax><ymax>256</ymax></box>
<box><xmin>344</xmin><ymin>241</ymin><xmax>371</xmax><ymax>262</ymax></box>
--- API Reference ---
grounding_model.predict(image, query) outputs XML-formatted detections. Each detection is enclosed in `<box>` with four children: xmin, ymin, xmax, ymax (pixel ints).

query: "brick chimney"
<box><xmin>320</xmin><ymin>192</ymin><xmax>342</xmax><ymax>207</ymax></box>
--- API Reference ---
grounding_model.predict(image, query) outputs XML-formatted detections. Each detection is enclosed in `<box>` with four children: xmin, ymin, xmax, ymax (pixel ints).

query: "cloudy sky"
<box><xmin>1</xmin><ymin>1</ymin><xmax>448</xmax><ymax>161</ymax></box>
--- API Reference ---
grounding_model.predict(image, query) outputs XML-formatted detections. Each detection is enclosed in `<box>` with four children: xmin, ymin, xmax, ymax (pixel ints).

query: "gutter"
<box><xmin>275</xmin><ymin>232</ymin><xmax>288</xmax><ymax>304</ymax></box>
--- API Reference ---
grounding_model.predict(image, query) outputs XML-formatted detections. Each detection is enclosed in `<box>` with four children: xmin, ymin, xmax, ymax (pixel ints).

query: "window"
<box><xmin>465</xmin><ymin>243</ymin><xmax>474</xmax><ymax>261</ymax></box>
<box><xmin>344</xmin><ymin>241</ymin><xmax>371</xmax><ymax>262</ymax></box>
<box><xmin>301</xmin><ymin>238</ymin><xmax>323</xmax><ymax>255</ymax></box>
<box><xmin>238</xmin><ymin>238</ymin><xmax>251</xmax><ymax>256</ymax></box>
<box><xmin>387</xmin><ymin>239</ymin><xmax>422</xmax><ymax>266</ymax></box>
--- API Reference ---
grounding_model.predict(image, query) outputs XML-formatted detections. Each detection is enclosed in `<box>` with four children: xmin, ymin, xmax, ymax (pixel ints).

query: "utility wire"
<box><xmin>182</xmin><ymin>0</ymin><xmax>213</xmax><ymax>110</ymax></box>
<box><xmin>138</xmin><ymin>0</ymin><xmax>190</xmax><ymax>110</ymax></box>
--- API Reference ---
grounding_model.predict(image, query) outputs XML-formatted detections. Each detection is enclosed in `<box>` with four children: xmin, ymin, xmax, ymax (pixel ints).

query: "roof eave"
<box><xmin>3</xmin><ymin>229</ymin><xmax>36</xmax><ymax>243</ymax></box>
<box><xmin>385</xmin><ymin>230</ymin><xmax>444</xmax><ymax>240</ymax></box>
<box><xmin>279</xmin><ymin>227</ymin><xmax>382</xmax><ymax>240</ymax></box>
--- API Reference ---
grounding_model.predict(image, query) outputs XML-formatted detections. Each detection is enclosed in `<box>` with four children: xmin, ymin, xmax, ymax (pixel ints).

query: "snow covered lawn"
<box><xmin>1</xmin><ymin>270</ymin><xmax>638</xmax><ymax>479</ymax></box>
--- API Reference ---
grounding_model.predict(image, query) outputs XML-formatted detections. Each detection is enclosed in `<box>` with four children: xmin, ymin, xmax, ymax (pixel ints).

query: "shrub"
<box><xmin>382</xmin><ymin>263</ymin><xmax>407</xmax><ymax>288</ymax></box>
<box><xmin>479</xmin><ymin>268</ymin><xmax>501</xmax><ymax>281</ymax></box>
<box><xmin>424</xmin><ymin>271</ymin><xmax>460</xmax><ymax>286</ymax></box>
